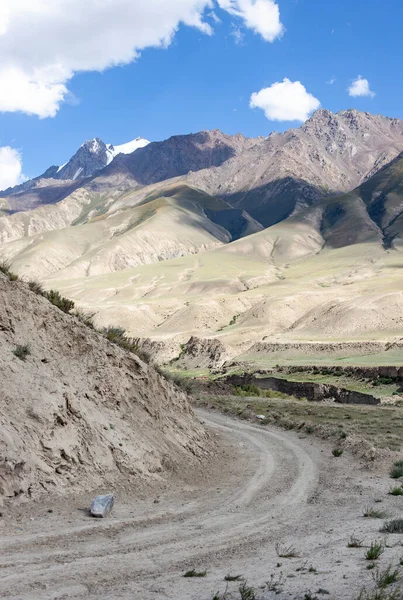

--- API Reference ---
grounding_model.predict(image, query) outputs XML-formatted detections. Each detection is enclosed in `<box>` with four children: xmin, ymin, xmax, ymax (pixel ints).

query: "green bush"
<box><xmin>13</xmin><ymin>344</ymin><xmax>30</xmax><ymax>361</ymax></box>
<box><xmin>381</xmin><ymin>519</ymin><xmax>403</xmax><ymax>534</ymax></box>
<box><xmin>45</xmin><ymin>290</ymin><xmax>75</xmax><ymax>313</ymax></box>
<box><xmin>0</xmin><ymin>260</ymin><xmax>18</xmax><ymax>281</ymax></box>
<box><xmin>28</xmin><ymin>279</ymin><xmax>45</xmax><ymax>295</ymax></box>
<box><xmin>365</xmin><ymin>540</ymin><xmax>384</xmax><ymax>560</ymax></box>
<box><xmin>390</xmin><ymin>460</ymin><xmax>403</xmax><ymax>479</ymax></box>
<box><xmin>332</xmin><ymin>448</ymin><xmax>344</xmax><ymax>457</ymax></box>
<box><xmin>233</xmin><ymin>384</ymin><xmax>262</xmax><ymax>397</ymax></box>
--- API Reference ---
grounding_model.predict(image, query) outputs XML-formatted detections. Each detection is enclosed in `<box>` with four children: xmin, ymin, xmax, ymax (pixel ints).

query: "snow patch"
<box><xmin>73</xmin><ymin>167</ymin><xmax>84</xmax><ymax>180</ymax></box>
<box><xmin>106</xmin><ymin>137</ymin><xmax>150</xmax><ymax>165</ymax></box>
<box><xmin>56</xmin><ymin>162</ymin><xmax>67</xmax><ymax>173</ymax></box>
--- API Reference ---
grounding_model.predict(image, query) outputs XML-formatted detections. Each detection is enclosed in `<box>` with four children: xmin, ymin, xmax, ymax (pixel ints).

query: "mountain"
<box><xmin>0</xmin><ymin>136</ymin><xmax>150</xmax><ymax>210</ymax></box>
<box><xmin>36</xmin><ymin>147</ymin><xmax>403</xmax><ymax>357</ymax></box>
<box><xmin>2</xmin><ymin>109</ymin><xmax>403</xmax><ymax>358</ymax></box>
<box><xmin>55</xmin><ymin>137</ymin><xmax>150</xmax><ymax>180</ymax></box>
<box><xmin>0</xmin><ymin>183</ymin><xmax>263</xmax><ymax>279</ymax></box>
<box><xmin>187</xmin><ymin>109</ymin><xmax>403</xmax><ymax>227</ymax></box>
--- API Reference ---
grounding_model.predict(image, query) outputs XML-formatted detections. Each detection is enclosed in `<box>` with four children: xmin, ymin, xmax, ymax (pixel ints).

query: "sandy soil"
<box><xmin>1</xmin><ymin>410</ymin><xmax>402</xmax><ymax>600</ymax></box>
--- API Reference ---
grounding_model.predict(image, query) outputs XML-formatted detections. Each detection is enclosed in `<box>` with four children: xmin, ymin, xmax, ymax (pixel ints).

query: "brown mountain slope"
<box><xmin>188</xmin><ymin>109</ymin><xmax>403</xmax><ymax>226</ymax></box>
<box><xmin>0</xmin><ymin>273</ymin><xmax>208</xmax><ymax>504</ymax></box>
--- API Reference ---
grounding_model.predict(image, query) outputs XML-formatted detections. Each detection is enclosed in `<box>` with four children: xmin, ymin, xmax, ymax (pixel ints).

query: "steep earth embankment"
<box><xmin>0</xmin><ymin>273</ymin><xmax>209</xmax><ymax>505</ymax></box>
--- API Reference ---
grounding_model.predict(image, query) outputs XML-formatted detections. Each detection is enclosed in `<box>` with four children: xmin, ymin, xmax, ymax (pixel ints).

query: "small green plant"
<box><xmin>366</xmin><ymin>540</ymin><xmax>385</xmax><ymax>561</ymax></box>
<box><xmin>0</xmin><ymin>260</ymin><xmax>18</xmax><ymax>281</ymax></box>
<box><xmin>28</xmin><ymin>279</ymin><xmax>45</xmax><ymax>295</ymax></box>
<box><xmin>13</xmin><ymin>344</ymin><xmax>30</xmax><ymax>361</ymax></box>
<box><xmin>266</xmin><ymin>573</ymin><xmax>284</xmax><ymax>592</ymax></box>
<box><xmin>304</xmin><ymin>592</ymin><xmax>319</xmax><ymax>600</ymax></box>
<box><xmin>363</xmin><ymin>507</ymin><xmax>388</xmax><ymax>519</ymax></box>
<box><xmin>212</xmin><ymin>592</ymin><xmax>227</xmax><ymax>600</ymax></box>
<box><xmin>183</xmin><ymin>569</ymin><xmax>207</xmax><ymax>578</ymax></box>
<box><xmin>373</xmin><ymin>564</ymin><xmax>400</xmax><ymax>588</ymax></box>
<box><xmin>381</xmin><ymin>519</ymin><xmax>403</xmax><ymax>534</ymax></box>
<box><xmin>45</xmin><ymin>289</ymin><xmax>75</xmax><ymax>313</ymax></box>
<box><xmin>356</xmin><ymin>587</ymin><xmax>403</xmax><ymax>599</ymax></box>
<box><xmin>239</xmin><ymin>582</ymin><xmax>256</xmax><ymax>600</ymax></box>
<box><xmin>224</xmin><ymin>574</ymin><xmax>243</xmax><ymax>581</ymax></box>
<box><xmin>73</xmin><ymin>309</ymin><xmax>95</xmax><ymax>329</ymax></box>
<box><xmin>389</xmin><ymin>486</ymin><xmax>403</xmax><ymax>496</ymax></box>
<box><xmin>332</xmin><ymin>448</ymin><xmax>344</xmax><ymax>457</ymax></box>
<box><xmin>348</xmin><ymin>535</ymin><xmax>364</xmax><ymax>548</ymax></box>
<box><xmin>275</xmin><ymin>542</ymin><xmax>300</xmax><ymax>558</ymax></box>
<box><xmin>233</xmin><ymin>384</ymin><xmax>262</xmax><ymax>397</ymax></box>
<box><xmin>305</xmin><ymin>425</ymin><xmax>314</xmax><ymax>434</ymax></box>
<box><xmin>390</xmin><ymin>461</ymin><xmax>403</xmax><ymax>479</ymax></box>
<box><xmin>317</xmin><ymin>590</ymin><xmax>330</xmax><ymax>596</ymax></box>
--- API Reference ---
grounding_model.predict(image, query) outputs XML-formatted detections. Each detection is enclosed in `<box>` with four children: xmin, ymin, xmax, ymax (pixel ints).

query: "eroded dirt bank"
<box><xmin>1</xmin><ymin>410</ymin><xmax>402</xmax><ymax>600</ymax></box>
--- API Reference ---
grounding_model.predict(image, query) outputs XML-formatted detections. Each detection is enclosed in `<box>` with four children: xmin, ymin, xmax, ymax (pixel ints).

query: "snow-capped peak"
<box><xmin>105</xmin><ymin>137</ymin><xmax>150</xmax><ymax>165</ymax></box>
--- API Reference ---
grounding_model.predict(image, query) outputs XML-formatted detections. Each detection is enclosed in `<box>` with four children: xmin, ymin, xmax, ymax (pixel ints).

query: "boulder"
<box><xmin>90</xmin><ymin>495</ymin><xmax>115</xmax><ymax>518</ymax></box>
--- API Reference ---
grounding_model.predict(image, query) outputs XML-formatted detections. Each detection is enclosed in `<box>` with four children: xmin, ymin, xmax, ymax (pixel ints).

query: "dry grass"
<box><xmin>194</xmin><ymin>394</ymin><xmax>403</xmax><ymax>452</ymax></box>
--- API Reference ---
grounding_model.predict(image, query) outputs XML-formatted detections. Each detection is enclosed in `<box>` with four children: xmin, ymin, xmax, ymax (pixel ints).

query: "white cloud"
<box><xmin>348</xmin><ymin>76</ymin><xmax>375</xmax><ymax>98</ymax></box>
<box><xmin>217</xmin><ymin>0</ymin><xmax>284</xmax><ymax>42</ymax></box>
<box><xmin>0</xmin><ymin>146</ymin><xmax>26</xmax><ymax>190</ymax></box>
<box><xmin>0</xmin><ymin>0</ymin><xmax>284</xmax><ymax>119</ymax></box>
<box><xmin>250</xmin><ymin>78</ymin><xmax>321</xmax><ymax>122</ymax></box>
<box><xmin>326</xmin><ymin>76</ymin><xmax>336</xmax><ymax>85</ymax></box>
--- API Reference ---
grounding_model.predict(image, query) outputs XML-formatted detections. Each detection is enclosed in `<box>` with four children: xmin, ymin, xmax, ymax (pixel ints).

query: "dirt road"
<box><xmin>1</xmin><ymin>410</ymin><xmax>401</xmax><ymax>599</ymax></box>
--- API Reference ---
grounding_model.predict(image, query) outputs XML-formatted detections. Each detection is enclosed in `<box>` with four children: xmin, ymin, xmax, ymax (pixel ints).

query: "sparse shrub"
<box><xmin>224</xmin><ymin>574</ymin><xmax>243</xmax><ymax>582</ymax></box>
<box><xmin>74</xmin><ymin>309</ymin><xmax>95</xmax><ymax>329</ymax></box>
<box><xmin>266</xmin><ymin>573</ymin><xmax>284</xmax><ymax>592</ymax></box>
<box><xmin>102</xmin><ymin>326</ymin><xmax>148</xmax><ymax>361</ymax></box>
<box><xmin>275</xmin><ymin>541</ymin><xmax>300</xmax><ymax>558</ymax></box>
<box><xmin>366</xmin><ymin>540</ymin><xmax>385</xmax><ymax>561</ymax></box>
<box><xmin>45</xmin><ymin>289</ymin><xmax>75</xmax><ymax>313</ymax></box>
<box><xmin>304</xmin><ymin>592</ymin><xmax>319</xmax><ymax>600</ymax></box>
<box><xmin>390</xmin><ymin>461</ymin><xmax>403</xmax><ymax>479</ymax></box>
<box><xmin>389</xmin><ymin>486</ymin><xmax>403</xmax><ymax>496</ymax></box>
<box><xmin>233</xmin><ymin>384</ymin><xmax>262</xmax><ymax>397</ymax></box>
<box><xmin>317</xmin><ymin>591</ymin><xmax>330</xmax><ymax>596</ymax></box>
<box><xmin>348</xmin><ymin>535</ymin><xmax>364</xmax><ymax>548</ymax></box>
<box><xmin>183</xmin><ymin>569</ymin><xmax>207</xmax><ymax>578</ymax></box>
<box><xmin>239</xmin><ymin>582</ymin><xmax>256</xmax><ymax>600</ymax></box>
<box><xmin>306</xmin><ymin>425</ymin><xmax>314</xmax><ymax>434</ymax></box>
<box><xmin>13</xmin><ymin>344</ymin><xmax>30</xmax><ymax>361</ymax></box>
<box><xmin>28</xmin><ymin>279</ymin><xmax>45</xmax><ymax>295</ymax></box>
<box><xmin>0</xmin><ymin>260</ymin><xmax>18</xmax><ymax>281</ymax></box>
<box><xmin>363</xmin><ymin>507</ymin><xmax>388</xmax><ymax>519</ymax></box>
<box><xmin>332</xmin><ymin>448</ymin><xmax>344</xmax><ymax>457</ymax></box>
<box><xmin>212</xmin><ymin>592</ymin><xmax>226</xmax><ymax>600</ymax></box>
<box><xmin>381</xmin><ymin>519</ymin><xmax>403</xmax><ymax>534</ymax></box>
<box><xmin>357</xmin><ymin>587</ymin><xmax>403</xmax><ymax>600</ymax></box>
<box><xmin>373</xmin><ymin>564</ymin><xmax>399</xmax><ymax>588</ymax></box>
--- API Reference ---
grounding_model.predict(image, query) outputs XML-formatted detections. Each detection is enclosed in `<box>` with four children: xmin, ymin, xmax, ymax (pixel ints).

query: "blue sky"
<box><xmin>0</xmin><ymin>0</ymin><xmax>402</xmax><ymax>186</ymax></box>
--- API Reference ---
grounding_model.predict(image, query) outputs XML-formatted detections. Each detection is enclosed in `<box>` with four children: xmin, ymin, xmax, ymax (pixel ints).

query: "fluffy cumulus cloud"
<box><xmin>0</xmin><ymin>146</ymin><xmax>25</xmax><ymax>190</ymax></box>
<box><xmin>250</xmin><ymin>78</ymin><xmax>321</xmax><ymax>122</ymax></box>
<box><xmin>348</xmin><ymin>76</ymin><xmax>375</xmax><ymax>98</ymax></box>
<box><xmin>0</xmin><ymin>0</ymin><xmax>283</xmax><ymax>119</ymax></box>
<box><xmin>217</xmin><ymin>0</ymin><xmax>284</xmax><ymax>42</ymax></box>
